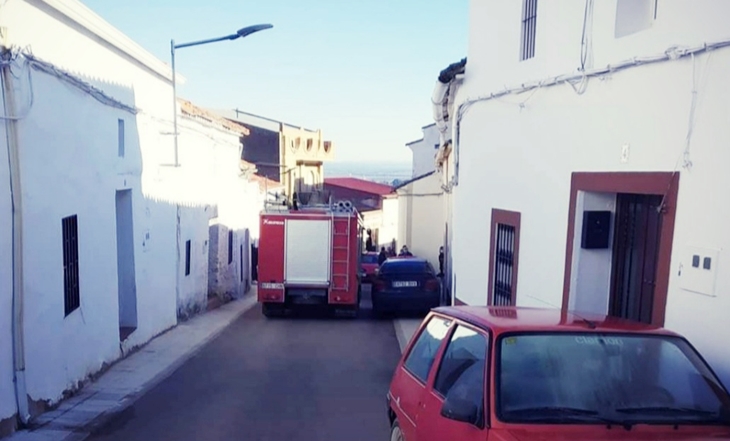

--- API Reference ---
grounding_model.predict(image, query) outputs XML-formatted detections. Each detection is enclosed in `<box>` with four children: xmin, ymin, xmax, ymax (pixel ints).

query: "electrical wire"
<box><xmin>1</xmin><ymin>48</ymin><xmax>137</xmax><ymax>120</ymax></box>
<box><xmin>448</xmin><ymin>38</ymin><xmax>730</xmax><ymax>193</ymax></box>
<box><xmin>0</xmin><ymin>53</ymin><xmax>33</xmax><ymax>121</ymax></box>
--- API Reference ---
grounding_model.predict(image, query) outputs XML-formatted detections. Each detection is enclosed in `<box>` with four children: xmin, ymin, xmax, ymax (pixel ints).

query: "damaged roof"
<box><xmin>179</xmin><ymin>99</ymin><xmax>250</xmax><ymax>136</ymax></box>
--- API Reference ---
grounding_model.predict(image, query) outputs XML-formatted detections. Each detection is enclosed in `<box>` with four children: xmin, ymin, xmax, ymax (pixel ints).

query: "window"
<box><xmin>185</xmin><ymin>240</ymin><xmax>191</xmax><ymax>276</ymax></box>
<box><xmin>520</xmin><ymin>0</ymin><xmax>538</xmax><ymax>61</ymax></box>
<box><xmin>380</xmin><ymin>260</ymin><xmax>435</xmax><ymax>275</ymax></box>
<box><xmin>404</xmin><ymin>316</ymin><xmax>452</xmax><ymax>382</ymax></box>
<box><xmin>497</xmin><ymin>333</ymin><xmax>730</xmax><ymax>425</ymax></box>
<box><xmin>615</xmin><ymin>0</ymin><xmax>656</xmax><ymax>38</ymax></box>
<box><xmin>488</xmin><ymin>209</ymin><xmax>521</xmax><ymax>306</ymax></box>
<box><xmin>228</xmin><ymin>230</ymin><xmax>233</xmax><ymax>264</ymax></box>
<box><xmin>62</xmin><ymin>215</ymin><xmax>80</xmax><ymax>316</ymax></box>
<box><xmin>434</xmin><ymin>325</ymin><xmax>488</xmax><ymax>401</ymax></box>
<box><xmin>118</xmin><ymin>119</ymin><xmax>125</xmax><ymax>157</ymax></box>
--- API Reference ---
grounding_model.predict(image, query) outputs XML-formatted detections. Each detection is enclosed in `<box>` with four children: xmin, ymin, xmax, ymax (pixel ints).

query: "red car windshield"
<box><xmin>361</xmin><ymin>254</ymin><xmax>379</xmax><ymax>264</ymax></box>
<box><xmin>497</xmin><ymin>332</ymin><xmax>730</xmax><ymax>426</ymax></box>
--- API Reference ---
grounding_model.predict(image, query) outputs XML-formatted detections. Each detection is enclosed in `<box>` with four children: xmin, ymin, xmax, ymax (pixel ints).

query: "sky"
<box><xmin>82</xmin><ymin>0</ymin><xmax>469</xmax><ymax>163</ymax></box>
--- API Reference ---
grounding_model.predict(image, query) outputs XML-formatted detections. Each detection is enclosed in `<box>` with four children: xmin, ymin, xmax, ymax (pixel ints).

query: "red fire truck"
<box><xmin>257</xmin><ymin>200</ymin><xmax>363</xmax><ymax>318</ymax></box>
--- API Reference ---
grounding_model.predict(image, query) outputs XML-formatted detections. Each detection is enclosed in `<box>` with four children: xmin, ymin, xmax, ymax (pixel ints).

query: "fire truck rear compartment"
<box><xmin>286</xmin><ymin>287</ymin><xmax>329</xmax><ymax>305</ymax></box>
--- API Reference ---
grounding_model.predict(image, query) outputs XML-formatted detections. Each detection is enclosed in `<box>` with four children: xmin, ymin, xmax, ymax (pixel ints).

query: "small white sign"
<box><xmin>621</xmin><ymin>144</ymin><xmax>630</xmax><ymax>163</ymax></box>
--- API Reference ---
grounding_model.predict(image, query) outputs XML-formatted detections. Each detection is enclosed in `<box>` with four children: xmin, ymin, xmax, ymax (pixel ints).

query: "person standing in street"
<box><xmin>438</xmin><ymin>246</ymin><xmax>445</xmax><ymax>277</ymax></box>
<box><xmin>378</xmin><ymin>247</ymin><xmax>387</xmax><ymax>266</ymax></box>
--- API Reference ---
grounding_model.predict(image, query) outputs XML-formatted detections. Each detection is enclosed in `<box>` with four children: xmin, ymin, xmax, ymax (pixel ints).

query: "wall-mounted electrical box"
<box><xmin>581</xmin><ymin>210</ymin><xmax>612</xmax><ymax>249</ymax></box>
<box><xmin>679</xmin><ymin>246</ymin><xmax>720</xmax><ymax>297</ymax></box>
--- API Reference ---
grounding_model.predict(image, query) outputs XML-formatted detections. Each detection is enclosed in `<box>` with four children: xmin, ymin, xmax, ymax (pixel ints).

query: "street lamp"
<box><xmin>170</xmin><ymin>24</ymin><xmax>273</xmax><ymax>166</ymax></box>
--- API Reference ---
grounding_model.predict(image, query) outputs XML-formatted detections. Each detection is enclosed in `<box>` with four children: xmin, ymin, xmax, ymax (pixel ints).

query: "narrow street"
<box><xmin>85</xmin><ymin>290</ymin><xmax>403</xmax><ymax>441</ymax></box>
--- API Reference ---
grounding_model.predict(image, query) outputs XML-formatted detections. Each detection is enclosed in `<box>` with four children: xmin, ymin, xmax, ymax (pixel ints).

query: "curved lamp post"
<box><xmin>171</xmin><ymin>24</ymin><xmax>273</xmax><ymax>166</ymax></box>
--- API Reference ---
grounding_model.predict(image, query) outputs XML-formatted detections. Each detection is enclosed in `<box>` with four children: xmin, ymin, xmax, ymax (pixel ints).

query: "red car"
<box><xmin>387</xmin><ymin>306</ymin><xmax>730</xmax><ymax>441</ymax></box>
<box><xmin>361</xmin><ymin>252</ymin><xmax>381</xmax><ymax>283</ymax></box>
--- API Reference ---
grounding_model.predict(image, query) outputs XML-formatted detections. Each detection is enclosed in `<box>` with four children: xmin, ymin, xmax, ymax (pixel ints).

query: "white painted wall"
<box><xmin>569</xmin><ymin>192</ymin><xmax>616</xmax><ymax>316</ymax></box>
<box><xmin>453</xmin><ymin>0</ymin><xmax>730</xmax><ymax>386</ymax></box>
<box><xmin>1</xmin><ymin>0</ymin><xmax>174</xmax><ymax>124</ymax></box>
<box><xmin>13</xmin><ymin>66</ymin><xmax>147</xmax><ymax>406</ymax></box>
<box><xmin>178</xmin><ymin>205</ymin><xmax>210</xmax><ymax>319</ymax></box>
<box><xmin>0</xmin><ymin>79</ymin><xmax>18</xmax><ymax>427</ymax></box>
<box><xmin>148</xmin><ymin>111</ymin><xmax>262</xmax><ymax>313</ymax></box>
<box><xmin>380</xmin><ymin>197</ymin><xmax>399</xmax><ymax>250</ymax></box>
<box><xmin>0</xmin><ymin>0</ymin><xmax>187</xmax><ymax>413</ymax></box>
<box><xmin>397</xmin><ymin>174</ymin><xmax>444</xmax><ymax>269</ymax></box>
<box><xmin>408</xmin><ymin>124</ymin><xmax>439</xmax><ymax>178</ymax></box>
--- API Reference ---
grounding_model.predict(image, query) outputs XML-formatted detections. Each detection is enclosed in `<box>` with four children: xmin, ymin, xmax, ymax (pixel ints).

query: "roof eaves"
<box><xmin>39</xmin><ymin>0</ymin><xmax>179</xmax><ymax>83</ymax></box>
<box><xmin>393</xmin><ymin>170</ymin><xmax>437</xmax><ymax>191</ymax></box>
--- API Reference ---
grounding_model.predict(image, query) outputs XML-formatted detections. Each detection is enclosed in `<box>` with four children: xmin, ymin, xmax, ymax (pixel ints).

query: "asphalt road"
<box><xmin>86</xmin><ymin>288</ymin><xmax>403</xmax><ymax>441</ymax></box>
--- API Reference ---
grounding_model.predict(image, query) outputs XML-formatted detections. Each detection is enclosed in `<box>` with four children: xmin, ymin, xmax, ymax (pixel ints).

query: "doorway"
<box><xmin>115</xmin><ymin>189</ymin><xmax>137</xmax><ymax>341</ymax></box>
<box><xmin>609</xmin><ymin>193</ymin><xmax>663</xmax><ymax>324</ymax></box>
<box><xmin>562</xmin><ymin>172</ymin><xmax>679</xmax><ymax>327</ymax></box>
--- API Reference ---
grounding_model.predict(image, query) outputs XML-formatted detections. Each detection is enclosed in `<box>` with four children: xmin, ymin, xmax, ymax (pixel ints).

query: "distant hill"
<box><xmin>324</xmin><ymin>161</ymin><xmax>411</xmax><ymax>186</ymax></box>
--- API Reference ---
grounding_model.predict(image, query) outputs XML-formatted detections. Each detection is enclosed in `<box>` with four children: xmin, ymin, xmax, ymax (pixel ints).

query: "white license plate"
<box><xmin>393</xmin><ymin>281</ymin><xmax>418</xmax><ymax>288</ymax></box>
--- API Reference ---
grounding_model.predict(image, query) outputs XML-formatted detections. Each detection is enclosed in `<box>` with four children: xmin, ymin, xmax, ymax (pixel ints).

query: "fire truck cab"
<box><xmin>257</xmin><ymin>199</ymin><xmax>363</xmax><ymax>317</ymax></box>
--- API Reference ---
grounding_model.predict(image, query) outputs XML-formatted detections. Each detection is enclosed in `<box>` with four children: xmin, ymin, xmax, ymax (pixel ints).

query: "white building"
<box><xmin>397</xmin><ymin>124</ymin><xmax>447</xmax><ymax>269</ymax></box>
<box><xmin>396</xmin><ymin>172</ymin><xmax>444</xmax><ymax>270</ymax></box>
<box><xmin>0</xmin><ymin>0</ymin><xmax>263</xmax><ymax>436</ymax></box>
<box><xmin>444</xmin><ymin>0</ymin><xmax>730</xmax><ymax>387</ymax></box>
<box><xmin>406</xmin><ymin>123</ymin><xmax>439</xmax><ymax>178</ymax></box>
<box><xmin>173</xmin><ymin>100</ymin><xmax>259</xmax><ymax>317</ymax></box>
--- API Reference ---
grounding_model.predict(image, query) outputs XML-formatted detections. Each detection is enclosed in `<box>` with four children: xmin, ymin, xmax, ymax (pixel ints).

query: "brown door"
<box><xmin>609</xmin><ymin>194</ymin><xmax>663</xmax><ymax>324</ymax></box>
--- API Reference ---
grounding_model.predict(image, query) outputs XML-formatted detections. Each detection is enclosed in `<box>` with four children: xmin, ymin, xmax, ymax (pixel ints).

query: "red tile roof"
<box><xmin>324</xmin><ymin>177</ymin><xmax>394</xmax><ymax>196</ymax></box>
<box><xmin>179</xmin><ymin>99</ymin><xmax>250</xmax><ymax>135</ymax></box>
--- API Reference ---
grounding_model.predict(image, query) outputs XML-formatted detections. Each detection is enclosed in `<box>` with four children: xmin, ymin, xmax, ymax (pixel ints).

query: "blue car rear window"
<box><xmin>381</xmin><ymin>261</ymin><xmax>432</xmax><ymax>274</ymax></box>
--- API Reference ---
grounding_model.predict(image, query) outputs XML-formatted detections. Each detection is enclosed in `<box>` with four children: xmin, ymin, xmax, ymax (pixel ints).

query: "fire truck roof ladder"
<box><xmin>331</xmin><ymin>212</ymin><xmax>351</xmax><ymax>291</ymax></box>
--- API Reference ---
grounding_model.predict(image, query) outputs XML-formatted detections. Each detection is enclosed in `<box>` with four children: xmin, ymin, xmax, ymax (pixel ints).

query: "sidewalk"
<box><xmin>8</xmin><ymin>292</ymin><xmax>259</xmax><ymax>441</ymax></box>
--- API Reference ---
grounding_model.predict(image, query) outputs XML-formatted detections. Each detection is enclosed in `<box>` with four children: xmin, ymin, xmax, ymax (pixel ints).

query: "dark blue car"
<box><xmin>371</xmin><ymin>257</ymin><xmax>442</xmax><ymax>316</ymax></box>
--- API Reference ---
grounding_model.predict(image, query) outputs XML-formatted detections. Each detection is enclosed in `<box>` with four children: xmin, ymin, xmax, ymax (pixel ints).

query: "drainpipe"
<box><xmin>431</xmin><ymin>58</ymin><xmax>466</xmax><ymax>162</ymax></box>
<box><xmin>2</xmin><ymin>49</ymin><xmax>31</xmax><ymax>424</ymax></box>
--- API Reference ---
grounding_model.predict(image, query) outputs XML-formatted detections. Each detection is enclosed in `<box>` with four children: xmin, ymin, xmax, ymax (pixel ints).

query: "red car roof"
<box><xmin>431</xmin><ymin>306</ymin><xmax>678</xmax><ymax>336</ymax></box>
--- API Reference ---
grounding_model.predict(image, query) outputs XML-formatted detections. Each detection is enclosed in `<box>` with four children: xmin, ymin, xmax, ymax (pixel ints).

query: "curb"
<box><xmin>77</xmin><ymin>296</ymin><xmax>259</xmax><ymax>439</ymax></box>
<box><xmin>11</xmin><ymin>295</ymin><xmax>259</xmax><ymax>441</ymax></box>
<box><xmin>393</xmin><ymin>320</ymin><xmax>410</xmax><ymax>353</ymax></box>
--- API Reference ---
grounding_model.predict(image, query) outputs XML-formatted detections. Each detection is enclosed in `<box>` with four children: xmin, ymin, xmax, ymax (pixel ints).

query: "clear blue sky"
<box><xmin>83</xmin><ymin>0</ymin><xmax>468</xmax><ymax>163</ymax></box>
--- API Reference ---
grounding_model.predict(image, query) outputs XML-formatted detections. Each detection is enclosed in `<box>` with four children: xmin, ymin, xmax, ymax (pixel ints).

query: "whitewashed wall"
<box><xmin>0</xmin><ymin>0</ymin><xmax>183</xmax><ymax>415</ymax></box>
<box><xmin>408</xmin><ymin>124</ymin><xmax>439</xmax><ymax>178</ymax></box>
<box><xmin>177</xmin><ymin>205</ymin><xmax>211</xmax><ymax>319</ymax></box>
<box><xmin>10</xmin><ymin>66</ymin><xmax>157</xmax><ymax>408</ymax></box>
<box><xmin>380</xmin><ymin>197</ymin><xmax>400</xmax><ymax>250</ymax></box>
<box><xmin>1</xmin><ymin>0</ymin><xmax>174</xmax><ymax>124</ymax></box>
<box><xmin>453</xmin><ymin>0</ymin><xmax>730</xmax><ymax>386</ymax></box>
<box><xmin>401</xmin><ymin>174</ymin><xmax>444</xmax><ymax>269</ymax></box>
<box><xmin>0</xmin><ymin>85</ymin><xmax>17</xmax><ymax>429</ymax></box>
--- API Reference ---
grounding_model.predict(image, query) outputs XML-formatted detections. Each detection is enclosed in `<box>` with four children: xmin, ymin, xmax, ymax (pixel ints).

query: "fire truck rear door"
<box><xmin>284</xmin><ymin>218</ymin><xmax>332</xmax><ymax>285</ymax></box>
